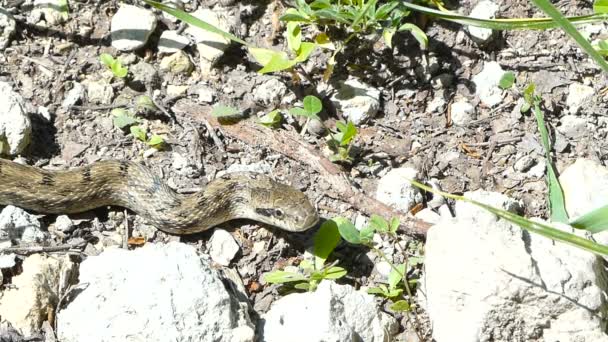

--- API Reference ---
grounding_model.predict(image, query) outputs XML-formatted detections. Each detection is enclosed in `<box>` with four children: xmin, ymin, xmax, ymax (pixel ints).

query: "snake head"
<box><xmin>245</xmin><ymin>177</ymin><xmax>319</xmax><ymax>232</ymax></box>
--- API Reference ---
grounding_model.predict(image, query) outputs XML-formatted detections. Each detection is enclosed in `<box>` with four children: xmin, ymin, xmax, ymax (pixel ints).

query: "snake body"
<box><xmin>0</xmin><ymin>159</ymin><xmax>319</xmax><ymax>234</ymax></box>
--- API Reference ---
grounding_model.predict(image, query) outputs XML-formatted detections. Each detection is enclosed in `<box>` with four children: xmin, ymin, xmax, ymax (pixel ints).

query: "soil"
<box><xmin>1</xmin><ymin>0</ymin><xmax>607</xmax><ymax>339</ymax></box>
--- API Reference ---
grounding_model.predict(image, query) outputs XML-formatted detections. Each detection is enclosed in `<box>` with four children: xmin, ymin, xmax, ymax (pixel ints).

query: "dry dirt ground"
<box><xmin>2</xmin><ymin>0</ymin><xmax>608</xmax><ymax>339</ymax></box>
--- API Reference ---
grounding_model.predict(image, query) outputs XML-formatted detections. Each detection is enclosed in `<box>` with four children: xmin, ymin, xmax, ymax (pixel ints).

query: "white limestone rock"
<box><xmin>111</xmin><ymin>4</ymin><xmax>157</xmax><ymax>51</ymax></box>
<box><xmin>56</xmin><ymin>242</ymin><xmax>254</xmax><ymax>342</ymax></box>
<box><xmin>0</xmin><ymin>82</ymin><xmax>32</xmax><ymax>155</ymax></box>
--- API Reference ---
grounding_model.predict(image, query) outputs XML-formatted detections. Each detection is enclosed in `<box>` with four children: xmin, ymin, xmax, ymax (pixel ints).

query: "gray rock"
<box><xmin>83</xmin><ymin>79</ymin><xmax>114</xmax><ymax>104</ymax></box>
<box><xmin>30</xmin><ymin>0</ymin><xmax>68</xmax><ymax>26</ymax></box>
<box><xmin>513</xmin><ymin>155</ymin><xmax>535</xmax><ymax>173</ymax></box>
<box><xmin>158</xmin><ymin>30</ymin><xmax>190</xmax><ymax>54</ymax></box>
<box><xmin>0</xmin><ymin>8</ymin><xmax>16</xmax><ymax>51</ymax></box>
<box><xmin>253</xmin><ymin>78</ymin><xmax>288</xmax><ymax>106</ymax></box>
<box><xmin>57</xmin><ymin>242</ymin><xmax>255</xmax><ymax>342</ymax></box>
<box><xmin>330</xmin><ymin>78</ymin><xmax>381</xmax><ymax>125</ymax></box>
<box><xmin>0</xmin><ymin>205</ymin><xmax>49</xmax><ymax>245</ymax></box>
<box><xmin>159</xmin><ymin>50</ymin><xmax>194</xmax><ymax>75</ymax></box>
<box><xmin>0</xmin><ymin>82</ymin><xmax>31</xmax><ymax>155</ymax></box>
<box><xmin>560</xmin><ymin>159</ymin><xmax>608</xmax><ymax>248</ymax></box>
<box><xmin>566</xmin><ymin>83</ymin><xmax>594</xmax><ymax>114</ymax></box>
<box><xmin>467</xmin><ymin>0</ymin><xmax>499</xmax><ymax>44</ymax></box>
<box><xmin>54</xmin><ymin>215</ymin><xmax>75</xmax><ymax>233</ymax></box>
<box><xmin>111</xmin><ymin>4</ymin><xmax>157</xmax><ymax>51</ymax></box>
<box><xmin>189</xmin><ymin>84</ymin><xmax>215</xmax><ymax>103</ymax></box>
<box><xmin>450</xmin><ymin>99</ymin><xmax>476</xmax><ymax>126</ymax></box>
<box><xmin>472</xmin><ymin>61</ymin><xmax>505</xmax><ymax>107</ymax></box>
<box><xmin>376</xmin><ymin>167</ymin><xmax>423</xmax><ymax>212</ymax></box>
<box><xmin>421</xmin><ymin>190</ymin><xmax>607</xmax><ymax>342</ymax></box>
<box><xmin>130</xmin><ymin>61</ymin><xmax>160</xmax><ymax>91</ymax></box>
<box><xmin>426</xmin><ymin>94</ymin><xmax>447</xmax><ymax>113</ymax></box>
<box><xmin>0</xmin><ymin>254</ymin><xmax>75</xmax><ymax>336</ymax></box>
<box><xmin>209</xmin><ymin>229</ymin><xmax>240</xmax><ymax>266</ymax></box>
<box><xmin>262</xmin><ymin>281</ymin><xmax>398</xmax><ymax>341</ymax></box>
<box><xmin>185</xmin><ymin>8</ymin><xmax>238</xmax><ymax>69</ymax></box>
<box><xmin>558</xmin><ymin>115</ymin><xmax>587</xmax><ymax>139</ymax></box>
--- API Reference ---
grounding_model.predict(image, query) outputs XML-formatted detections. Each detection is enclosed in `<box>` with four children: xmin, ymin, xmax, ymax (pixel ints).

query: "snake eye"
<box><xmin>274</xmin><ymin>209</ymin><xmax>284</xmax><ymax>218</ymax></box>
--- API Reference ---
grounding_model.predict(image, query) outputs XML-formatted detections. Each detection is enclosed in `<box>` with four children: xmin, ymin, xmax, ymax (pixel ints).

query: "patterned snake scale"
<box><xmin>0</xmin><ymin>159</ymin><xmax>319</xmax><ymax>234</ymax></box>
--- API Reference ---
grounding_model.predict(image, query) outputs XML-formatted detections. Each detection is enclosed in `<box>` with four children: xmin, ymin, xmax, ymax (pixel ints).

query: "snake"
<box><xmin>0</xmin><ymin>158</ymin><xmax>319</xmax><ymax>234</ymax></box>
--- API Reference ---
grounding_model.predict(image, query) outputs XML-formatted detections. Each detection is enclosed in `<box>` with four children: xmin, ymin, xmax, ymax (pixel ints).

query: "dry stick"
<box><xmin>174</xmin><ymin>100</ymin><xmax>431</xmax><ymax>237</ymax></box>
<box><xmin>0</xmin><ymin>241</ymin><xmax>87</xmax><ymax>255</ymax></box>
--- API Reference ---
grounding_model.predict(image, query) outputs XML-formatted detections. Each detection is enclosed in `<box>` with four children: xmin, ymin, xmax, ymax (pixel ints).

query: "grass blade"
<box><xmin>398</xmin><ymin>1</ymin><xmax>608</xmax><ymax>30</ymax></box>
<box><xmin>529</xmin><ymin>0</ymin><xmax>608</xmax><ymax>72</ymax></box>
<box><xmin>141</xmin><ymin>0</ymin><xmax>248</xmax><ymax>46</ymax></box>
<box><xmin>570</xmin><ymin>204</ymin><xmax>608</xmax><ymax>233</ymax></box>
<box><xmin>407</xmin><ymin>179</ymin><xmax>608</xmax><ymax>256</ymax></box>
<box><xmin>531</xmin><ymin>97</ymin><xmax>568</xmax><ymax>223</ymax></box>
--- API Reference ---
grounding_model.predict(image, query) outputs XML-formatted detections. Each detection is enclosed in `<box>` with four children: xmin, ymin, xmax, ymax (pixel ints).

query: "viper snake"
<box><xmin>0</xmin><ymin>159</ymin><xmax>319</xmax><ymax>234</ymax></box>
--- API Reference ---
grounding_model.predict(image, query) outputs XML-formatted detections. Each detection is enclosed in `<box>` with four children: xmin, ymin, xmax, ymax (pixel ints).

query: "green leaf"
<box><xmin>532</xmin><ymin>97</ymin><xmax>568</xmax><ymax>223</ymax></box>
<box><xmin>388</xmin><ymin>264</ymin><xmax>406</xmax><ymax>289</ymax></box>
<box><xmin>389</xmin><ymin>217</ymin><xmax>400</xmax><ymax>234</ymax></box>
<box><xmin>369</xmin><ymin>214</ymin><xmax>389</xmax><ymax>233</ymax></box>
<box><xmin>112</xmin><ymin>109</ymin><xmax>139</xmax><ymax>129</ymax></box>
<box><xmin>111</xmin><ymin>62</ymin><xmax>128</xmax><ymax>78</ymax></box>
<box><xmin>313</xmin><ymin>220</ymin><xmax>341</xmax><ymax>270</ymax></box>
<box><xmin>212</xmin><ymin>105</ymin><xmax>241</xmax><ymax>118</ymax></box>
<box><xmin>336</xmin><ymin>121</ymin><xmax>357</xmax><ymax>146</ymax></box>
<box><xmin>294</xmin><ymin>282</ymin><xmax>311</xmax><ymax>291</ymax></box>
<box><xmin>367</xmin><ymin>286</ymin><xmax>388</xmax><ymax>296</ymax></box>
<box><xmin>323</xmin><ymin>266</ymin><xmax>347</xmax><ymax>279</ymax></box>
<box><xmin>334</xmin><ymin>217</ymin><xmax>361</xmax><ymax>244</ymax></box>
<box><xmin>498</xmin><ymin>71</ymin><xmax>515</xmax><ymax>89</ymax></box>
<box><xmin>303</xmin><ymin>95</ymin><xmax>323</xmax><ymax>115</ymax></box>
<box><xmin>570</xmin><ymin>204</ymin><xmax>608</xmax><ymax>233</ymax></box>
<box><xmin>147</xmin><ymin>135</ymin><xmax>164</xmax><ymax>147</ymax></box>
<box><xmin>398</xmin><ymin>23</ymin><xmax>428</xmax><ymax>50</ymax></box>
<box><xmin>594</xmin><ymin>0</ymin><xmax>608</xmax><ymax>14</ymax></box>
<box><xmin>382</xmin><ymin>27</ymin><xmax>396</xmax><ymax>49</ymax></box>
<box><xmin>254</xmin><ymin>48</ymin><xmax>295</xmax><ymax>74</ymax></box>
<box><xmin>390</xmin><ymin>300</ymin><xmax>411</xmax><ymax>312</ymax></box>
<box><xmin>286</xmin><ymin>21</ymin><xmax>302</xmax><ymax>53</ymax></box>
<box><xmin>299</xmin><ymin>259</ymin><xmax>314</xmax><ymax>270</ymax></box>
<box><xmin>130</xmin><ymin>126</ymin><xmax>147</xmax><ymax>142</ymax></box>
<box><xmin>142</xmin><ymin>0</ymin><xmax>247</xmax><ymax>45</ymax></box>
<box><xmin>264</xmin><ymin>270</ymin><xmax>308</xmax><ymax>283</ymax></box>
<box><xmin>293</xmin><ymin>42</ymin><xmax>317</xmax><ymax>63</ymax></box>
<box><xmin>136</xmin><ymin>95</ymin><xmax>156</xmax><ymax>111</ymax></box>
<box><xmin>359</xmin><ymin>225</ymin><xmax>375</xmax><ymax>243</ymax></box>
<box><xmin>99</xmin><ymin>53</ymin><xmax>114</xmax><ymax>67</ymax></box>
<box><xmin>407</xmin><ymin>179</ymin><xmax>608</xmax><ymax>256</ymax></box>
<box><xmin>259</xmin><ymin>110</ymin><xmax>283</xmax><ymax>128</ymax></box>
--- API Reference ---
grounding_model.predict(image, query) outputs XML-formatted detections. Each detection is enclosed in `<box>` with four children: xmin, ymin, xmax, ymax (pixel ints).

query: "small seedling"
<box><xmin>259</xmin><ymin>110</ymin><xmax>283</xmax><ymax>128</ymax></box>
<box><xmin>498</xmin><ymin>71</ymin><xmax>515</xmax><ymax>89</ymax></box>
<box><xmin>289</xmin><ymin>95</ymin><xmax>358</xmax><ymax>163</ymax></box>
<box><xmin>111</xmin><ymin>108</ymin><xmax>140</xmax><ymax>129</ymax></box>
<box><xmin>130</xmin><ymin>126</ymin><xmax>165</xmax><ymax>149</ymax></box>
<box><xmin>99</xmin><ymin>53</ymin><xmax>128</xmax><ymax>78</ymax></box>
<box><xmin>264</xmin><ymin>219</ymin><xmax>347</xmax><ymax>291</ymax></box>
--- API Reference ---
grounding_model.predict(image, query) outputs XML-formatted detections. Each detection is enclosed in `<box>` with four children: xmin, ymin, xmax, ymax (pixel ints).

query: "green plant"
<box><xmin>331</xmin><ymin>215</ymin><xmax>422</xmax><ymax>312</ymax></box>
<box><xmin>279</xmin><ymin>0</ymin><xmax>427</xmax><ymax>77</ymax></box>
<box><xmin>264</xmin><ymin>219</ymin><xmax>346</xmax><ymax>291</ymax></box>
<box><xmin>99</xmin><ymin>53</ymin><xmax>128</xmax><ymax>78</ymax></box>
<box><xmin>288</xmin><ymin>95</ymin><xmax>358</xmax><ymax>162</ymax></box>
<box><xmin>130</xmin><ymin>126</ymin><xmax>165</xmax><ymax>149</ymax></box>
<box><xmin>112</xmin><ymin>108</ymin><xmax>140</xmax><ymax>129</ymax></box>
<box><xmin>143</xmin><ymin>0</ymin><xmax>608</xmax><ymax>77</ymax></box>
<box><xmin>259</xmin><ymin>110</ymin><xmax>284</xmax><ymax>128</ymax></box>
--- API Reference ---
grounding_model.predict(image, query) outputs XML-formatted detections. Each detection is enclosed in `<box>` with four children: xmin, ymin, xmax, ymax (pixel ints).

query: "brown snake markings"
<box><xmin>0</xmin><ymin>159</ymin><xmax>319</xmax><ymax>234</ymax></box>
